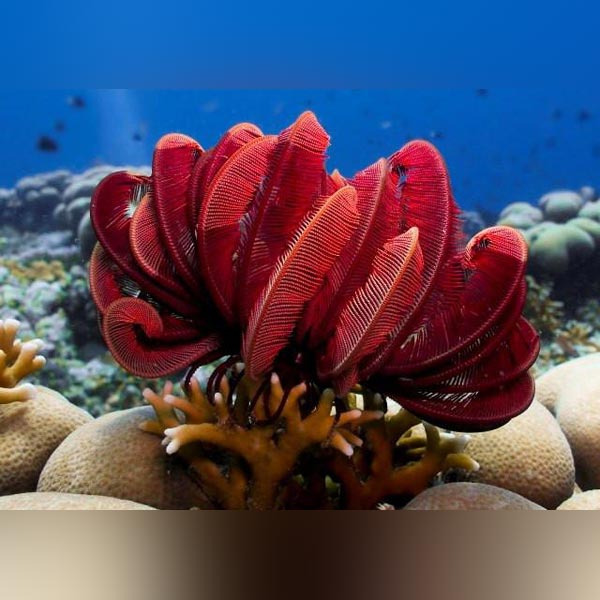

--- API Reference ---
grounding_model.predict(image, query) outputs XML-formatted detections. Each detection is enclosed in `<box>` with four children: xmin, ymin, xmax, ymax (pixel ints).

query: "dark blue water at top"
<box><xmin>1</xmin><ymin>89</ymin><xmax>599</xmax><ymax>216</ymax></box>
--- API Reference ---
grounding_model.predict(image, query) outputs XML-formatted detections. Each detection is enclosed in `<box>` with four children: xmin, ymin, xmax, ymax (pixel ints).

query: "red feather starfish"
<box><xmin>89</xmin><ymin>111</ymin><xmax>539</xmax><ymax>432</ymax></box>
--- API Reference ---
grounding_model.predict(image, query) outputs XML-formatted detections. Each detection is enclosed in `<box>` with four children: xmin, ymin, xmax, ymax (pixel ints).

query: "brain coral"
<box><xmin>38</xmin><ymin>407</ymin><xmax>214</xmax><ymax>509</ymax></box>
<box><xmin>403</xmin><ymin>482</ymin><xmax>545</xmax><ymax>510</ymax></box>
<box><xmin>0</xmin><ymin>492</ymin><xmax>154</xmax><ymax>510</ymax></box>
<box><xmin>535</xmin><ymin>353</ymin><xmax>600</xmax><ymax>489</ymax></box>
<box><xmin>0</xmin><ymin>385</ymin><xmax>92</xmax><ymax>494</ymax></box>
<box><xmin>464</xmin><ymin>400</ymin><xmax>574</xmax><ymax>508</ymax></box>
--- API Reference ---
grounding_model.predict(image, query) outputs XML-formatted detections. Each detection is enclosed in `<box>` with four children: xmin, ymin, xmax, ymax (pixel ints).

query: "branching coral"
<box><xmin>139</xmin><ymin>370</ymin><xmax>477</xmax><ymax>510</ymax></box>
<box><xmin>327</xmin><ymin>391</ymin><xmax>478</xmax><ymax>509</ymax></box>
<box><xmin>140</xmin><ymin>371</ymin><xmax>382</xmax><ymax>509</ymax></box>
<box><xmin>0</xmin><ymin>319</ymin><xmax>45</xmax><ymax>403</ymax></box>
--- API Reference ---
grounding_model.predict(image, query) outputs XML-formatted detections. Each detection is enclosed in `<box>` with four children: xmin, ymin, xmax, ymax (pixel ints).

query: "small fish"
<box><xmin>67</xmin><ymin>95</ymin><xmax>86</xmax><ymax>108</ymax></box>
<box><xmin>132</xmin><ymin>122</ymin><xmax>148</xmax><ymax>142</ymax></box>
<box><xmin>475</xmin><ymin>88</ymin><xmax>489</xmax><ymax>97</ymax></box>
<box><xmin>577</xmin><ymin>109</ymin><xmax>592</xmax><ymax>122</ymax></box>
<box><xmin>36</xmin><ymin>135</ymin><xmax>59</xmax><ymax>152</ymax></box>
<box><xmin>429</xmin><ymin>130</ymin><xmax>444</xmax><ymax>140</ymax></box>
<box><xmin>54</xmin><ymin>120</ymin><xmax>66</xmax><ymax>132</ymax></box>
<box><xmin>379</xmin><ymin>120</ymin><xmax>392</xmax><ymax>130</ymax></box>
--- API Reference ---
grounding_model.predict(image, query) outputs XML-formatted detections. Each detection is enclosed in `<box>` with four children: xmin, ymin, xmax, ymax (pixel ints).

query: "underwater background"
<box><xmin>0</xmin><ymin>89</ymin><xmax>599</xmax><ymax>510</ymax></box>
<box><xmin>2</xmin><ymin>89</ymin><xmax>600</xmax><ymax>214</ymax></box>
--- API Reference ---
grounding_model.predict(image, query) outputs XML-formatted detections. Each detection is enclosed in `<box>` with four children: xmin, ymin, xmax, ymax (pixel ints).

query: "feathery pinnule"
<box><xmin>243</xmin><ymin>185</ymin><xmax>359</xmax><ymax>380</ymax></box>
<box><xmin>151</xmin><ymin>134</ymin><xmax>203</xmax><ymax>291</ymax></box>
<box><xmin>197</xmin><ymin>135</ymin><xmax>278</xmax><ymax>324</ymax></box>
<box><xmin>318</xmin><ymin>227</ymin><xmax>424</xmax><ymax>395</ymax></box>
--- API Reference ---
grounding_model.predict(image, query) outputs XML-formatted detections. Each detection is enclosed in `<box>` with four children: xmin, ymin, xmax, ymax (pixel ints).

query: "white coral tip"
<box><xmin>19</xmin><ymin>383</ymin><xmax>37</xmax><ymax>400</ymax></box>
<box><xmin>21</xmin><ymin>341</ymin><xmax>40</xmax><ymax>354</ymax></box>
<box><xmin>342</xmin><ymin>445</ymin><xmax>354</xmax><ymax>457</ymax></box>
<box><xmin>30</xmin><ymin>338</ymin><xmax>45</xmax><ymax>351</ymax></box>
<box><xmin>166</xmin><ymin>439</ymin><xmax>181</xmax><ymax>455</ymax></box>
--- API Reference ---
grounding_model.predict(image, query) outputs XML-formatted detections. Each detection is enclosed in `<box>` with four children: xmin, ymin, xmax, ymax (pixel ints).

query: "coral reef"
<box><xmin>524</xmin><ymin>276</ymin><xmax>600</xmax><ymax>374</ymax></box>
<box><xmin>0</xmin><ymin>110</ymin><xmax>597</xmax><ymax>510</ymax></box>
<box><xmin>0</xmin><ymin>259</ymin><xmax>66</xmax><ymax>283</ymax></box>
<box><xmin>0</xmin><ymin>237</ymin><xmax>195</xmax><ymax>415</ymax></box>
<box><xmin>0</xmin><ymin>165</ymin><xmax>150</xmax><ymax>261</ymax></box>
<box><xmin>497</xmin><ymin>187</ymin><xmax>600</xmax><ymax>303</ymax></box>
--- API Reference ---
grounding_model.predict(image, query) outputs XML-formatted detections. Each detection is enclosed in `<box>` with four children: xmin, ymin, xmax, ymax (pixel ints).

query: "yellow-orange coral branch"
<box><xmin>0</xmin><ymin>319</ymin><xmax>46</xmax><ymax>403</ymax></box>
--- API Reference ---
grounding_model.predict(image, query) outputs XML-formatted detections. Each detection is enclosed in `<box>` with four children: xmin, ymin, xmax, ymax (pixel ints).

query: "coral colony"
<box><xmin>87</xmin><ymin>112</ymin><xmax>539</xmax><ymax>509</ymax></box>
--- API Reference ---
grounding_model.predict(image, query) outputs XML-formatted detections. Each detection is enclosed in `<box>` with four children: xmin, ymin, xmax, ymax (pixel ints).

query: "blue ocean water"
<box><xmin>1</xmin><ymin>89</ymin><xmax>599</xmax><ymax>216</ymax></box>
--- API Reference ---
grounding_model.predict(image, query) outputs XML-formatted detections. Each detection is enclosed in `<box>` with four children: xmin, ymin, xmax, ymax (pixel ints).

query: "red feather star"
<box><xmin>89</xmin><ymin>111</ymin><xmax>539</xmax><ymax>432</ymax></box>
